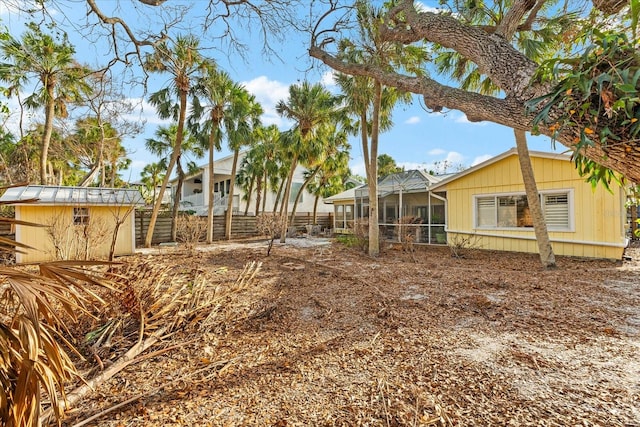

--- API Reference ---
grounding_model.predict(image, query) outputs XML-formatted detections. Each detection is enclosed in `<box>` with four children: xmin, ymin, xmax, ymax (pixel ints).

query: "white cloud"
<box><xmin>444</xmin><ymin>151</ymin><xmax>464</xmax><ymax>164</ymax></box>
<box><xmin>414</xmin><ymin>2</ymin><xmax>444</xmax><ymax>14</ymax></box>
<box><xmin>427</xmin><ymin>148</ymin><xmax>446</xmax><ymax>156</ymax></box>
<box><xmin>453</xmin><ymin>112</ymin><xmax>488</xmax><ymax>125</ymax></box>
<box><xmin>241</xmin><ymin>76</ymin><xmax>291</xmax><ymax>128</ymax></box>
<box><xmin>471</xmin><ymin>154</ymin><xmax>493</xmax><ymax>166</ymax></box>
<box><xmin>122</xmin><ymin>97</ymin><xmax>168</xmax><ymax>126</ymax></box>
<box><xmin>349</xmin><ymin>160</ymin><xmax>367</xmax><ymax>177</ymax></box>
<box><xmin>398</xmin><ymin>161</ymin><xmax>427</xmax><ymax>171</ymax></box>
<box><xmin>404</xmin><ymin>116</ymin><xmax>420</xmax><ymax>125</ymax></box>
<box><xmin>320</xmin><ymin>70</ymin><xmax>337</xmax><ymax>88</ymax></box>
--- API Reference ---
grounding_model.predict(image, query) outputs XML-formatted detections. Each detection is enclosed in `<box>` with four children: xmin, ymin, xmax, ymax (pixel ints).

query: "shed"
<box><xmin>0</xmin><ymin>185</ymin><xmax>144</xmax><ymax>263</ymax></box>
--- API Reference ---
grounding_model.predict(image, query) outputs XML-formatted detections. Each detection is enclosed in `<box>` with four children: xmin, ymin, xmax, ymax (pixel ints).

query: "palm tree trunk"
<box><xmin>360</xmin><ymin>110</ymin><xmax>370</xmax><ymax>176</ymax></box>
<box><xmin>225</xmin><ymin>149</ymin><xmax>240</xmax><ymax>240</ymax></box>
<box><xmin>255</xmin><ymin>175</ymin><xmax>263</xmax><ymax>215</ymax></box>
<box><xmin>40</xmin><ymin>85</ymin><xmax>56</xmax><ymax>184</ymax></box>
<box><xmin>313</xmin><ymin>193</ymin><xmax>320</xmax><ymax>225</ymax></box>
<box><xmin>144</xmin><ymin>90</ymin><xmax>188</xmax><ymax>248</ymax></box>
<box><xmin>367</xmin><ymin>81</ymin><xmax>382</xmax><ymax>257</ymax></box>
<box><xmin>262</xmin><ymin>171</ymin><xmax>269</xmax><ymax>213</ymax></box>
<box><xmin>289</xmin><ymin>166</ymin><xmax>320</xmax><ymax>225</ymax></box>
<box><xmin>206</xmin><ymin>126</ymin><xmax>216</xmax><ymax>244</ymax></box>
<box><xmin>514</xmin><ymin>129</ymin><xmax>556</xmax><ymax>268</ymax></box>
<box><xmin>279</xmin><ymin>154</ymin><xmax>299</xmax><ymax>243</ymax></box>
<box><xmin>273</xmin><ymin>179</ymin><xmax>284</xmax><ymax>214</ymax></box>
<box><xmin>171</xmin><ymin>156</ymin><xmax>185</xmax><ymax>242</ymax></box>
<box><xmin>244</xmin><ymin>176</ymin><xmax>255</xmax><ymax>216</ymax></box>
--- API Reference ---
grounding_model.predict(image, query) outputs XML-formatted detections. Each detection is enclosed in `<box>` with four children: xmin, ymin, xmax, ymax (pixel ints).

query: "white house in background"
<box><xmin>173</xmin><ymin>151</ymin><xmax>334</xmax><ymax>217</ymax></box>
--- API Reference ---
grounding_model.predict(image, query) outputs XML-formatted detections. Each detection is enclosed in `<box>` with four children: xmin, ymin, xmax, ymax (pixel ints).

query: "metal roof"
<box><xmin>0</xmin><ymin>185</ymin><xmax>144</xmax><ymax>206</ymax></box>
<box><xmin>355</xmin><ymin>170</ymin><xmax>445</xmax><ymax>198</ymax></box>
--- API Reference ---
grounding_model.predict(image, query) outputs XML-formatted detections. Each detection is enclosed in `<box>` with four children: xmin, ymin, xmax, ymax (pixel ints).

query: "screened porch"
<box><xmin>351</xmin><ymin>170</ymin><xmax>448</xmax><ymax>244</ymax></box>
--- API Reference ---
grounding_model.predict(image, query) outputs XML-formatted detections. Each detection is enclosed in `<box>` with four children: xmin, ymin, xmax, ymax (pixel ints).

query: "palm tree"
<box><xmin>140</xmin><ymin>161</ymin><xmax>166</xmax><ymax>204</ymax></box>
<box><xmin>0</xmin><ymin>23</ymin><xmax>92</xmax><ymax>184</ymax></box>
<box><xmin>288</xmin><ymin>124</ymin><xmax>349</xmax><ymax>227</ymax></box>
<box><xmin>275</xmin><ymin>81</ymin><xmax>339</xmax><ymax>242</ymax></box>
<box><xmin>190</xmin><ymin>66</ymin><xmax>238</xmax><ymax>243</ymax></box>
<box><xmin>223</xmin><ymin>88</ymin><xmax>263</xmax><ymax>240</ymax></box>
<box><xmin>335</xmin><ymin>1</ymin><xmax>427</xmax><ymax>256</ymax></box>
<box><xmin>143</xmin><ymin>34</ymin><xmax>204</xmax><ymax>248</ymax></box>
<box><xmin>305</xmin><ymin>140</ymin><xmax>352</xmax><ymax>224</ymax></box>
<box><xmin>146</xmin><ymin>124</ymin><xmax>204</xmax><ymax>241</ymax></box>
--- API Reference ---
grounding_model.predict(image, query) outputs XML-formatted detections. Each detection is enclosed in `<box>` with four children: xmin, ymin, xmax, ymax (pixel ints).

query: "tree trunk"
<box><xmin>144</xmin><ymin>90</ymin><xmax>187</xmax><ymax>248</ymax></box>
<box><xmin>79</xmin><ymin>164</ymin><xmax>100</xmax><ymax>187</ymax></box>
<box><xmin>288</xmin><ymin>166</ymin><xmax>319</xmax><ymax>227</ymax></box>
<box><xmin>225</xmin><ymin>149</ymin><xmax>240</xmax><ymax>240</ymax></box>
<box><xmin>312</xmin><ymin>193</ymin><xmax>320</xmax><ymax>225</ymax></box>
<box><xmin>244</xmin><ymin>176</ymin><xmax>255</xmax><ymax>216</ymax></box>
<box><xmin>255</xmin><ymin>175</ymin><xmax>263</xmax><ymax>216</ymax></box>
<box><xmin>170</xmin><ymin>156</ymin><xmax>185</xmax><ymax>242</ymax></box>
<box><xmin>514</xmin><ymin>129</ymin><xmax>556</xmax><ymax>268</ymax></box>
<box><xmin>279</xmin><ymin>154</ymin><xmax>299</xmax><ymax>243</ymax></box>
<box><xmin>367</xmin><ymin>81</ymin><xmax>382</xmax><ymax>257</ymax></box>
<box><xmin>206</xmin><ymin>126</ymin><xmax>216</xmax><ymax>244</ymax></box>
<box><xmin>273</xmin><ymin>178</ymin><xmax>284</xmax><ymax>214</ymax></box>
<box><xmin>40</xmin><ymin>84</ymin><xmax>56</xmax><ymax>185</ymax></box>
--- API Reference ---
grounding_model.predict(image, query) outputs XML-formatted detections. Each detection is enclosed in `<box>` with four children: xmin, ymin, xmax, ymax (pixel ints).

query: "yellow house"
<box><xmin>430</xmin><ymin>148</ymin><xmax>628</xmax><ymax>260</ymax></box>
<box><xmin>0</xmin><ymin>185</ymin><xmax>144</xmax><ymax>264</ymax></box>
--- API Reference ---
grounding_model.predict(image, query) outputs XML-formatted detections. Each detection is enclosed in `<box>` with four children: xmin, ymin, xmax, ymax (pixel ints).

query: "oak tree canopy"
<box><xmin>309</xmin><ymin>0</ymin><xmax>640</xmax><ymax>183</ymax></box>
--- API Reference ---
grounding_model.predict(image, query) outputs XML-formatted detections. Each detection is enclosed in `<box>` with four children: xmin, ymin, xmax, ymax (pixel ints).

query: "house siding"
<box><xmin>179</xmin><ymin>152</ymin><xmax>334</xmax><ymax>216</ymax></box>
<box><xmin>15</xmin><ymin>205</ymin><xmax>136</xmax><ymax>263</ymax></box>
<box><xmin>444</xmin><ymin>154</ymin><xmax>626</xmax><ymax>260</ymax></box>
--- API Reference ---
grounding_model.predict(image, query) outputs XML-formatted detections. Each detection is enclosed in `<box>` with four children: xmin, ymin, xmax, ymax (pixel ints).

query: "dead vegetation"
<box><xmin>31</xmin><ymin>241</ymin><xmax>640</xmax><ymax>426</ymax></box>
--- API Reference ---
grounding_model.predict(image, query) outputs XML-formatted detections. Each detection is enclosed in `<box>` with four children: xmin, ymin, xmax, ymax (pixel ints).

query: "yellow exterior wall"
<box><xmin>443</xmin><ymin>154</ymin><xmax>626</xmax><ymax>260</ymax></box>
<box><xmin>15</xmin><ymin>205</ymin><xmax>136</xmax><ymax>264</ymax></box>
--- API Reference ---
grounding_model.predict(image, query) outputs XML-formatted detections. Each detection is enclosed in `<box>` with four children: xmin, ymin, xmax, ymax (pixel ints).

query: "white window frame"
<box><xmin>473</xmin><ymin>189</ymin><xmax>574</xmax><ymax>232</ymax></box>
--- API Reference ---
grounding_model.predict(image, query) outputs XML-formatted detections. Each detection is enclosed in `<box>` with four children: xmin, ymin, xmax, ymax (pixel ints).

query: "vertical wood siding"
<box><xmin>444</xmin><ymin>155</ymin><xmax>626</xmax><ymax>259</ymax></box>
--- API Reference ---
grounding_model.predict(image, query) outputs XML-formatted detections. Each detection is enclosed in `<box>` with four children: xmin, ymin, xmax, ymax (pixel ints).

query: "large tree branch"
<box><xmin>494</xmin><ymin>0</ymin><xmax>538</xmax><ymax>39</ymax></box>
<box><xmin>381</xmin><ymin>1</ymin><xmax>542</xmax><ymax>100</ymax></box>
<box><xmin>309</xmin><ymin>45</ymin><xmax>640</xmax><ymax>181</ymax></box>
<box><xmin>309</xmin><ymin>46</ymin><xmax>530</xmax><ymax>127</ymax></box>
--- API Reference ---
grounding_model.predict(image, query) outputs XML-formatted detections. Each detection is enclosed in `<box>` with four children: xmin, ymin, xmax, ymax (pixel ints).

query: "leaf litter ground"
<box><xmin>60</xmin><ymin>239</ymin><xmax>640</xmax><ymax>426</ymax></box>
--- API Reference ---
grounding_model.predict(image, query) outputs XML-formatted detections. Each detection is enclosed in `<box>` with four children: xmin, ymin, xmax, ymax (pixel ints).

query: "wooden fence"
<box><xmin>135</xmin><ymin>210</ymin><xmax>333</xmax><ymax>246</ymax></box>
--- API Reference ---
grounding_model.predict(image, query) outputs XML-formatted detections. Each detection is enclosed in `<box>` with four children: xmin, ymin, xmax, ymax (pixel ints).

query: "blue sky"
<box><xmin>1</xmin><ymin>0</ymin><xmax>565</xmax><ymax>182</ymax></box>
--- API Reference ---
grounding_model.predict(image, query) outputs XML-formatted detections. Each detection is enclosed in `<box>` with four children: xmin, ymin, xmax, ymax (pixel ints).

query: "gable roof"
<box><xmin>0</xmin><ymin>185</ymin><xmax>144</xmax><ymax>206</ymax></box>
<box><xmin>429</xmin><ymin>148</ymin><xmax>571</xmax><ymax>191</ymax></box>
<box><xmin>324</xmin><ymin>185</ymin><xmax>363</xmax><ymax>203</ymax></box>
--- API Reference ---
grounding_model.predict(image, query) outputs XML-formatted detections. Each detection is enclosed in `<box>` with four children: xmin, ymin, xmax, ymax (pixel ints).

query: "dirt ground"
<box><xmin>61</xmin><ymin>238</ymin><xmax>640</xmax><ymax>426</ymax></box>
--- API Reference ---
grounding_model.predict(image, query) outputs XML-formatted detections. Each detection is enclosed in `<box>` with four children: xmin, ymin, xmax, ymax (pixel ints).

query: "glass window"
<box><xmin>289</xmin><ymin>182</ymin><xmax>303</xmax><ymax>203</ymax></box>
<box><xmin>73</xmin><ymin>207</ymin><xmax>89</xmax><ymax>225</ymax></box>
<box><xmin>475</xmin><ymin>192</ymin><xmax>569</xmax><ymax>230</ymax></box>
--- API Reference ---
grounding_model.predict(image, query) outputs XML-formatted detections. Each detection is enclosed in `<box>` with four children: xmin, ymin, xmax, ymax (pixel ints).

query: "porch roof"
<box><xmin>355</xmin><ymin>170</ymin><xmax>445</xmax><ymax>198</ymax></box>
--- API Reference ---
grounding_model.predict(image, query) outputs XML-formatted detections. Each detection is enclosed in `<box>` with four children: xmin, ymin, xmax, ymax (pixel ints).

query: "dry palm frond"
<box><xmin>0</xmin><ymin>184</ymin><xmax>117</xmax><ymax>427</ymax></box>
<box><xmin>0</xmin><ymin>262</ymin><xmax>116</xmax><ymax>427</ymax></box>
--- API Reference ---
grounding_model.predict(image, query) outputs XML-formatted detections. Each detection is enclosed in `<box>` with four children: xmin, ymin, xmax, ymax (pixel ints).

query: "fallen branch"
<box><xmin>40</xmin><ymin>327</ymin><xmax>167</xmax><ymax>426</ymax></box>
<box><xmin>71</xmin><ymin>357</ymin><xmax>237</xmax><ymax>427</ymax></box>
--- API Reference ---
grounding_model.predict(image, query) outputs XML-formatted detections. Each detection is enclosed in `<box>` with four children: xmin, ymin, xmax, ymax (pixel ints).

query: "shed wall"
<box><xmin>15</xmin><ymin>205</ymin><xmax>135</xmax><ymax>263</ymax></box>
<box><xmin>444</xmin><ymin>155</ymin><xmax>626</xmax><ymax>259</ymax></box>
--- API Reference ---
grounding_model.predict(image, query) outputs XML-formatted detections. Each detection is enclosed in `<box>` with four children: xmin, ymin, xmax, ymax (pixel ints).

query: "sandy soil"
<box><xmin>60</xmin><ymin>238</ymin><xmax>640</xmax><ymax>426</ymax></box>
